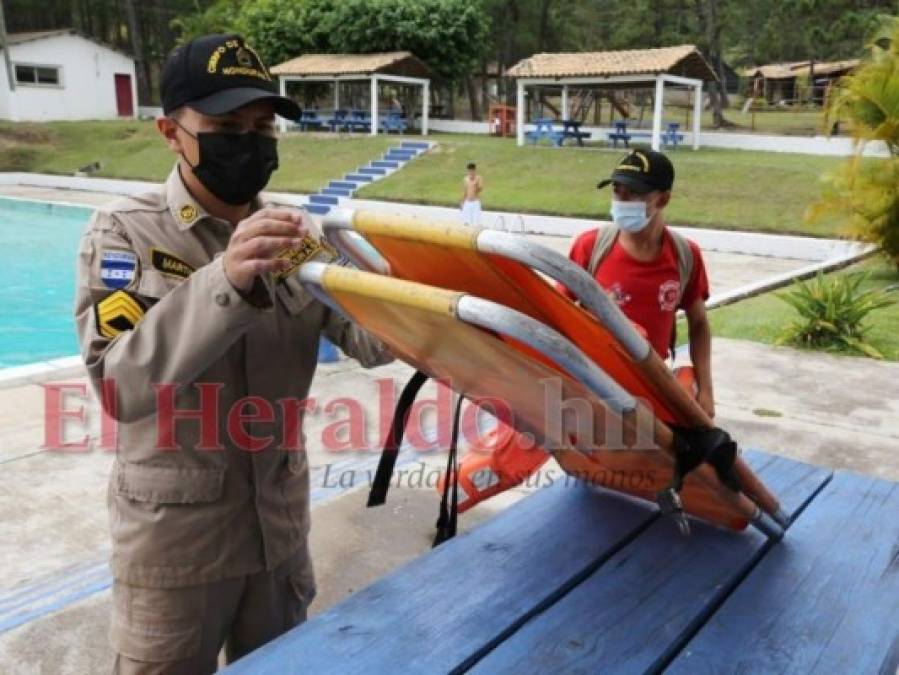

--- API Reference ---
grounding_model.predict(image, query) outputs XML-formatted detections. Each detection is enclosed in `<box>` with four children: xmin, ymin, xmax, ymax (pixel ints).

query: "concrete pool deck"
<box><xmin>1</xmin><ymin>339</ymin><xmax>898</xmax><ymax>673</ymax></box>
<box><xmin>1</xmin><ymin>184</ymin><xmax>896</xmax><ymax>672</ymax></box>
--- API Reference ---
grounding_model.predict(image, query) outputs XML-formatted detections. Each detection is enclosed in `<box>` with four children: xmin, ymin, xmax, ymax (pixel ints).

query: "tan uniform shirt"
<box><xmin>75</xmin><ymin>166</ymin><xmax>392</xmax><ymax>589</ymax></box>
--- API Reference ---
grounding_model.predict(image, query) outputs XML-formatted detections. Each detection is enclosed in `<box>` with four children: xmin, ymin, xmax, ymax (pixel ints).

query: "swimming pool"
<box><xmin>0</xmin><ymin>197</ymin><xmax>93</xmax><ymax>368</ymax></box>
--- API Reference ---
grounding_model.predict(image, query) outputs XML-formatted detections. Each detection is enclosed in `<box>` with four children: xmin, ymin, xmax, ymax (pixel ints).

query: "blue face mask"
<box><xmin>610</xmin><ymin>199</ymin><xmax>651</xmax><ymax>233</ymax></box>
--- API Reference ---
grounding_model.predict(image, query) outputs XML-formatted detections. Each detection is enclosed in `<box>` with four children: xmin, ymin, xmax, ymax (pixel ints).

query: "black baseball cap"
<box><xmin>597</xmin><ymin>149</ymin><xmax>675</xmax><ymax>193</ymax></box>
<box><xmin>161</xmin><ymin>34</ymin><xmax>300</xmax><ymax>118</ymax></box>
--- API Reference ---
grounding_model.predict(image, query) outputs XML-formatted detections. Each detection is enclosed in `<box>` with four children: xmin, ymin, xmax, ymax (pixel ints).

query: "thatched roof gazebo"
<box><xmin>271</xmin><ymin>51</ymin><xmax>432</xmax><ymax>135</ymax></box>
<box><xmin>507</xmin><ymin>45</ymin><xmax>718</xmax><ymax>149</ymax></box>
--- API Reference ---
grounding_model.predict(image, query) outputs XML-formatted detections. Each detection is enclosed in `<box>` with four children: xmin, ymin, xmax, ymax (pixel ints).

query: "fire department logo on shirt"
<box><xmin>608</xmin><ymin>282</ymin><xmax>632</xmax><ymax>307</ymax></box>
<box><xmin>658</xmin><ymin>280</ymin><xmax>681</xmax><ymax>312</ymax></box>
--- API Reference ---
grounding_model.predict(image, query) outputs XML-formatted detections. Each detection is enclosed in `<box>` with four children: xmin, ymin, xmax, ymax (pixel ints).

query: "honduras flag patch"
<box><xmin>100</xmin><ymin>250</ymin><xmax>138</xmax><ymax>290</ymax></box>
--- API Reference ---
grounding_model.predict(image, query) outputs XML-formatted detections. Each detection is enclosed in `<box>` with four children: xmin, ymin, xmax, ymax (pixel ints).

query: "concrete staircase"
<box><xmin>303</xmin><ymin>141</ymin><xmax>434</xmax><ymax>216</ymax></box>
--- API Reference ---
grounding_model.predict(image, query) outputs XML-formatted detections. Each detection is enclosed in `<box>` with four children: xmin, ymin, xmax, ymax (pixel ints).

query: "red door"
<box><xmin>115</xmin><ymin>74</ymin><xmax>134</xmax><ymax>117</ymax></box>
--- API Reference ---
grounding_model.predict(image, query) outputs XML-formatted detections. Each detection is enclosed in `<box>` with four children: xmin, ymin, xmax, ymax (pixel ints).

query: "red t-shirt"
<box><xmin>560</xmin><ymin>228</ymin><xmax>710</xmax><ymax>359</ymax></box>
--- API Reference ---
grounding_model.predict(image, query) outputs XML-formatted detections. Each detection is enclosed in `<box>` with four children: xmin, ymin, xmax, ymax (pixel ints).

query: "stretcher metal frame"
<box><xmin>311</xmin><ymin>209</ymin><xmax>787</xmax><ymax>539</ymax></box>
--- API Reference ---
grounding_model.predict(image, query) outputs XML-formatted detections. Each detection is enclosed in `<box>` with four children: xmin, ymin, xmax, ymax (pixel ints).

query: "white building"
<box><xmin>0</xmin><ymin>29</ymin><xmax>137</xmax><ymax>121</ymax></box>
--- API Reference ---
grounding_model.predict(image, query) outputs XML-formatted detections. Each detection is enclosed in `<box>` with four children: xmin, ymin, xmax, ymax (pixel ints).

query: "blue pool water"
<box><xmin>0</xmin><ymin>197</ymin><xmax>93</xmax><ymax>368</ymax></box>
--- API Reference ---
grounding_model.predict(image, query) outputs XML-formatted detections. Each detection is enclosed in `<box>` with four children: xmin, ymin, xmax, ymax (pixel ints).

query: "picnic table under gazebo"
<box><xmin>271</xmin><ymin>51</ymin><xmax>432</xmax><ymax>136</ymax></box>
<box><xmin>507</xmin><ymin>44</ymin><xmax>718</xmax><ymax>151</ymax></box>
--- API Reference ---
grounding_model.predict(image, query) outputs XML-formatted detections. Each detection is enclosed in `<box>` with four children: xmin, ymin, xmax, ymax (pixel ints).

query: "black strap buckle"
<box><xmin>658</xmin><ymin>425</ymin><xmax>745</xmax><ymax>536</ymax></box>
<box><xmin>656</xmin><ymin>487</ymin><xmax>690</xmax><ymax>536</ymax></box>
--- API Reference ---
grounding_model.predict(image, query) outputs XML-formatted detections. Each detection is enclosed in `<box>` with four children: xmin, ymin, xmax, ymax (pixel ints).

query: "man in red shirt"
<box><xmin>562</xmin><ymin>149</ymin><xmax>716</xmax><ymax>417</ymax></box>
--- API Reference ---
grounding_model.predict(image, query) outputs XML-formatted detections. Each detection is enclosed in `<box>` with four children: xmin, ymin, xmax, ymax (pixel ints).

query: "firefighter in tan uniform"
<box><xmin>74</xmin><ymin>34</ymin><xmax>392</xmax><ymax>673</ymax></box>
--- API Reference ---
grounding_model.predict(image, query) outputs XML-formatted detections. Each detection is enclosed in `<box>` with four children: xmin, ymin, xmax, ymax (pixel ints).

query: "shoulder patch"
<box><xmin>151</xmin><ymin>248</ymin><xmax>195</xmax><ymax>279</ymax></box>
<box><xmin>96</xmin><ymin>291</ymin><xmax>146</xmax><ymax>339</ymax></box>
<box><xmin>100</xmin><ymin>249</ymin><xmax>138</xmax><ymax>289</ymax></box>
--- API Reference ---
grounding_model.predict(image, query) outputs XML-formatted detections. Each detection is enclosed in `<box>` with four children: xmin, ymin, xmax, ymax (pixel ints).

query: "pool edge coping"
<box><xmin>0</xmin><ymin>355</ymin><xmax>84</xmax><ymax>389</ymax></box>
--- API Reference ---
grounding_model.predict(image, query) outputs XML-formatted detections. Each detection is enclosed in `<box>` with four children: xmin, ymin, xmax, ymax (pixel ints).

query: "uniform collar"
<box><xmin>165</xmin><ymin>164</ymin><xmax>263</xmax><ymax>231</ymax></box>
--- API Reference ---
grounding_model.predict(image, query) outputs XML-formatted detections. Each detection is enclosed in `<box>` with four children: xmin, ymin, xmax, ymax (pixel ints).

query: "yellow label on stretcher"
<box><xmin>271</xmin><ymin>235</ymin><xmax>339</xmax><ymax>282</ymax></box>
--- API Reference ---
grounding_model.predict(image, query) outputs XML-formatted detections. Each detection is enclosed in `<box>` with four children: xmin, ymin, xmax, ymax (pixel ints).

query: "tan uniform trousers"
<box><xmin>110</xmin><ymin>548</ymin><xmax>315</xmax><ymax>674</ymax></box>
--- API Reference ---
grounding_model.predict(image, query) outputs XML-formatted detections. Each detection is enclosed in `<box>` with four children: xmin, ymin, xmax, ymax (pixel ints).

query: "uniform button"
<box><xmin>215</xmin><ymin>292</ymin><xmax>230</xmax><ymax>307</ymax></box>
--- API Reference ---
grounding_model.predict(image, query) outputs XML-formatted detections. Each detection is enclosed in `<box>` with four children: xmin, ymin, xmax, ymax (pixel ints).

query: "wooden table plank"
<box><xmin>225</xmin><ymin>478</ymin><xmax>660</xmax><ymax>674</ymax></box>
<box><xmin>468</xmin><ymin>451</ymin><xmax>832</xmax><ymax>674</ymax></box>
<box><xmin>666</xmin><ymin>470</ymin><xmax>899</xmax><ymax>675</ymax></box>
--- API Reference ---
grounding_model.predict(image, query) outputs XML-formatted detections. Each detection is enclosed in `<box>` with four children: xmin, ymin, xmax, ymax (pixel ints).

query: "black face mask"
<box><xmin>177</xmin><ymin>123</ymin><xmax>279</xmax><ymax>205</ymax></box>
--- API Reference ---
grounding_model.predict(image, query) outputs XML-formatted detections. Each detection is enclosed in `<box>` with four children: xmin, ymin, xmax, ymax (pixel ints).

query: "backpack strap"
<box><xmin>667</xmin><ymin>228</ymin><xmax>695</xmax><ymax>301</ymax></box>
<box><xmin>666</xmin><ymin>228</ymin><xmax>695</xmax><ymax>360</ymax></box>
<box><xmin>587</xmin><ymin>226</ymin><xmax>620</xmax><ymax>276</ymax></box>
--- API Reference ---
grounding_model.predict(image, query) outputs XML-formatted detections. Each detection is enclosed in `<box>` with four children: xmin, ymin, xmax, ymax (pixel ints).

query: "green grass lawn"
<box><xmin>359</xmin><ymin>133</ymin><xmax>847</xmax><ymax>237</ymax></box>
<box><xmin>678</xmin><ymin>258</ymin><xmax>899</xmax><ymax>361</ymax></box>
<box><xmin>1</xmin><ymin>120</ymin><xmax>850</xmax><ymax>237</ymax></box>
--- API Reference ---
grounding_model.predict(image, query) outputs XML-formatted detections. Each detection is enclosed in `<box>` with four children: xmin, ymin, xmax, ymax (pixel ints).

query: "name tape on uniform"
<box><xmin>151</xmin><ymin>248</ymin><xmax>195</xmax><ymax>280</ymax></box>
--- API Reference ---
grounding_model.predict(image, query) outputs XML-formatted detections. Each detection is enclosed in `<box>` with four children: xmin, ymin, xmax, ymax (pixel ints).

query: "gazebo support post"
<box><xmin>370</xmin><ymin>76</ymin><xmax>378</xmax><ymax>136</ymax></box>
<box><xmin>422</xmin><ymin>81</ymin><xmax>429</xmax><ymax>135</ymax></box>
<box><xmin>692</xmin><ymin>81</ymin><xmax>702</xmax><ymax>150</ymax></box>
<box><xmin>516</xmin><ymin>79</ymin><xmax>525</xmax><ymax>146</ymax></box>
<box><xmin>278</xmin><ymin>76</ymin><xmax>289</xmax><ymax>133</ymax></box>
<box><xmin>651</xmin><ymin>75</ymin><xmax>664</xmax><ymax>151</ymax></box>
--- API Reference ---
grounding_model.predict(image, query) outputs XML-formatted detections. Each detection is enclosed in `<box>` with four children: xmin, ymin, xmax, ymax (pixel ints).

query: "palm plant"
<box><xmin>813</xmin><ymin>15</ymin><xmax>899</xmax><ymax>270</ymax></box>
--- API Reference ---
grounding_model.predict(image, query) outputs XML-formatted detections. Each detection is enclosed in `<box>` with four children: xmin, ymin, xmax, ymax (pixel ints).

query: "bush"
<box><xmin>776</xmin><ymin>271</ymin><xmax>895</xmax><ymax>358</ymax></box>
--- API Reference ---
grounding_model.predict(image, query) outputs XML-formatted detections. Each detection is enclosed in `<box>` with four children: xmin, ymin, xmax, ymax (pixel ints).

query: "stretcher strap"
<box><xmin>433</xmin><ymin>395</ymin><xmax>465</xmax><ymax>547</ymax></box>
<box><xmin>668</xmin><ymin>426</ymin><xmax>742</xmax><ymax>492</ymax></box>
<box><xmin>658</xmin><ymin>426</ymin><xmax>743</xmax><ymax>535</ymax></box>
<box><xmin>367</xmin><ymin>370</ymin><xmax>429</xmax><ymax>507</ymax></box>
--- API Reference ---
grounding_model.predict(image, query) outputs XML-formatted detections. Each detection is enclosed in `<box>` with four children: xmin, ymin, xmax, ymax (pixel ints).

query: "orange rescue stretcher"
<box><xmin>299</xmin><ymin>208</ymin><xmax>788</xmax><ymax>540</ymax></box>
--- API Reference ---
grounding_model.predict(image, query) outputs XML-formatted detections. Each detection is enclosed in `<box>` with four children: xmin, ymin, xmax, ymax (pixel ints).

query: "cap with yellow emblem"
<box><xmin>597</xmin><ymin>149</ymin><xmax>675</xmax><ymax>194</ymax></box>
<box><xmin>160</xmin><ymin>33</ymin><xmax>300</xmax><ymax>119</ymax></box>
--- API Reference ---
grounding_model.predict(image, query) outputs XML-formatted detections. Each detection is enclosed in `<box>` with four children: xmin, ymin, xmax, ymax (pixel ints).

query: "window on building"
<box><xmin>14</xmin><ymin>64</ymin><xmax>61</xmax><ymax>86</ymax></box>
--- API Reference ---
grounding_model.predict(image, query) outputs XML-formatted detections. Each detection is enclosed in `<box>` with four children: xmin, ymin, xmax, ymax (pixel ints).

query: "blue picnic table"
<box><xmin>345</xmin><ymin>109</ymin><xmax>371</xmax><ymax>133</ymax></box>
<box><xmin>561</xmin><ymin>119</ymin><xmax>592</xmax><ymax>146</ymax></box>
<box><xmin>323</xmin><ymin>109</ymin><xmax>370</xmax><ymax>133</ymax></box>
<box><xmin>608</xmin><ymin>121</ymin><xmax>685</xmax><ymax>149</ymax></box>
<box><xmin>380</xmin><ymin>110</ymin><xmax>407</xmax><ymax>134</ymax></box>
<box><xmin>297</xmin><ymin>109</ymin><xmax>324</xmax><ymax>131</ymax></box>
<box><xmin>325</xmin><ymin>109</ymin><xmax>350</xmax><ymax>132</ymax></box>
<box><xmin>224</xmin><ymin>449</ymin><xmax>899</xmax><ymax>674</ymax></box>
<box><xmin>526</xmin><ymin>118</ymin><xmax>593</xmax><ymax>147</ymax></box>
<box><xmin>525</xmin><ymin>117</ymin><xmax>565</xmax><ymax>146</ymax></box>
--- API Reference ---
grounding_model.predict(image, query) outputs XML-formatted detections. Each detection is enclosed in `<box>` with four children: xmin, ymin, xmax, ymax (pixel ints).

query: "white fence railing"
<box><xmin>427</xmin><ymin>119</ymin><xmax>888</xmax><ymax>157</ymax></box>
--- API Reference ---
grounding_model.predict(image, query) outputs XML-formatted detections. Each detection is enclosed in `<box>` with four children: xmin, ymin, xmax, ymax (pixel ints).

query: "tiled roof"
<box><xmin>271</xmin><ymin>52</ymin><xmax>431</xmax><ymax>79</ymax></box>
<box><xmin>506</xmin><ymin>45</ymin><xmax>717</xmax><ymax>81</ymax></box>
